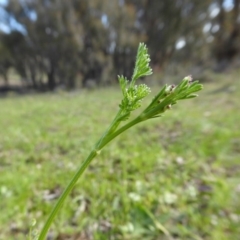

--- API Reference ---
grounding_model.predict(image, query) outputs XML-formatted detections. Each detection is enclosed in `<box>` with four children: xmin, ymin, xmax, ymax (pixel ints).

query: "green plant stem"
<box><xmin>38</xmin><ymin>148</ymin><xmax>98</xmax><ymax>240</ymax></box>
<box><xmin>38</xmin><ymin>113</ymin><xmax>142</xmax><ymax>240</ymax></box>
<box><xmin>98</xmin><ymin>116</ymin><xmax>143</xmax><ymax>149</ymax></box>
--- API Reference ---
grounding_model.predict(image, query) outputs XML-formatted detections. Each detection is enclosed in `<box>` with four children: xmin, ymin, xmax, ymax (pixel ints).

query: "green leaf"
<box><xmin>131</xmin><ymin>43</ymin><xmax>153</xmax><ymax>84</ymax></box>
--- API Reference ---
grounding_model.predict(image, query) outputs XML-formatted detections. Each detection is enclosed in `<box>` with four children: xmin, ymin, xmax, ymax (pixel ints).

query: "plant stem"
<box><xmin>38</xmin><ymin>148</ymin><xmax>98</xmax><ymax>240</ymax></box>
<box><xmin>38</xmin><ymin>111</ymin><xmax>140</xmax><ymax>240</ymax></box>
<box><xmin>38</xmin><ymin>111</ymin><xmax>146</xmax><ymax>239</ymax></box>
<box><xmin>98</xmin><ymin>116</ymin><xmax>143</xmax><ymax>149</ymax></box>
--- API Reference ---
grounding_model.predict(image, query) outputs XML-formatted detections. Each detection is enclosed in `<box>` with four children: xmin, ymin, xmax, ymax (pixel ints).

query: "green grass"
<box><xmin>0</xmin><ymin>74</ymin><xmax>240</xmax><ymax>240</ymax></box>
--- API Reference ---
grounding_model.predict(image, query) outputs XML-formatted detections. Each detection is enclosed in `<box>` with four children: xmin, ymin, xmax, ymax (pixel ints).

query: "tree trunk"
<box><xmin>47</xmin><ymin>65</ymin><xmax>55</xmax><ymax>91</ymax></box>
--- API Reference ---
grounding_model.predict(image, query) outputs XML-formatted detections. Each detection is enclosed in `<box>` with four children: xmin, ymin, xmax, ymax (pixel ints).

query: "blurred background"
<box><xmin>0</xmin><ymin>1</ymin><xmax>240</xmax><ymax>240</ymax></box>
<box><xmin>0</xmin><ymin>0</ymin><xmax>239</xmax><ymax>92</ymax></box>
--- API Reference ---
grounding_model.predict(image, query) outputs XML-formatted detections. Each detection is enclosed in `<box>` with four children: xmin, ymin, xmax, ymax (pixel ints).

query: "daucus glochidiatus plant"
<box><xmin>38</xmin><ymin>43</ymin><xmax>203</xmax><ymax>239</ymax></box>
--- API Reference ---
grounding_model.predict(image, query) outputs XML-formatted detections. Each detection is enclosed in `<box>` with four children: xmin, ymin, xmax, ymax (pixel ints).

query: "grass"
<box><xmin>0</xmin><ymin>73</ymin><xmax>240</xmax><ymax>240</ymax></box>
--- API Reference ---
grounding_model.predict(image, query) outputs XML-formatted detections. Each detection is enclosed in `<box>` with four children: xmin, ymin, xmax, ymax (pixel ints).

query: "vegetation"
<box><xmin>0</xmin><ymin>1</ymin><xmax>239</xmax><ymax>240</ymax></box>
<box><xmin>36</xmin><ymin>43</ymin><xmax>202</xmax><ymax>239</ymax></box>
<box><xmin>0</xmin><ymin>70</ymin><xmax>239</xmax><ymax>239</ymax></box>
<box><xmin>0</xmin><ymin>0</ymin><xmax>240</xmax><ymax>90</ymax></box>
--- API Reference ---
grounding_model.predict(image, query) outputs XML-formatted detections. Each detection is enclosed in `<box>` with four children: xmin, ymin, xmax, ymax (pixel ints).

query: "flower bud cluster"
<box><xmin>118</xmin><ymin>43</ymin><xmax>153</xmax><ymax>121</ymax></box>
<box><xmin>118</xmin><ymin>42</ymin><xmax>203</xmax><ymax>124</ymax></box>
<box><xmin>141</xmin><ymin>76</ymin><xmax>203</xmax><ymax>120</ymax></box>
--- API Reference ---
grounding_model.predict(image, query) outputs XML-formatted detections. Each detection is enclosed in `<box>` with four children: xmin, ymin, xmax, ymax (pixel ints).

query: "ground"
<box><xmin>0</xmin><ymin>72</ymin><xmax>240</xmax><ymax>240</ymax></box>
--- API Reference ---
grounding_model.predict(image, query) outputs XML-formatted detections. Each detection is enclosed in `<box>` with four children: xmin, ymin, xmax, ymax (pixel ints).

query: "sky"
<box><xmin>0</xmin><ymin>0</ymin><xmax>7</xmax><ymax>7</ymax></box>
<box><xmin>223</xmin><ymin>0</ymin><xmax>235</xmax><ymax>10</ymax></box>
<box><xmin>0</xmin><ymin>0</ymin><xmax>36</xmax><ymax>33</ymax></box>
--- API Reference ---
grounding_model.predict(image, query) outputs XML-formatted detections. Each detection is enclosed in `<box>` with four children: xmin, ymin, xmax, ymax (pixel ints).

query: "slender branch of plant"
<box><xmin>37</xmin><ymin>43</ymin><xmax>203</xmax><ymax>240</ymax></box>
